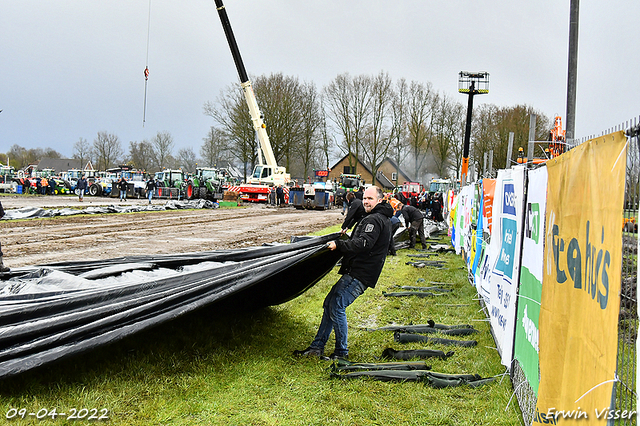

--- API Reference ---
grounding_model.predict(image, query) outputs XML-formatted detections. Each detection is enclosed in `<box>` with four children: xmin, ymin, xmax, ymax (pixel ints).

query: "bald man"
<box><xmin>294</xmin><ymin>186</ymin><xmax>393</xmax><ymax>360</ymax></box>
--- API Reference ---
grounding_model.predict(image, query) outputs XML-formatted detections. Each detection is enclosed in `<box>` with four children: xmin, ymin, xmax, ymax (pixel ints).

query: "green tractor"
<box><xmin>335</xmin><ymin>173</ymin><xmax>363</xmax><ymax>206</ymax></box>
<box><xmin>154</xmin><ymin>169</ymin><xmax>185</xmax><ymax>199</ymax></box>
<box><xmin>185</xmin><ymin>167</ymin><xmax>226</xmax><ymax>200</ymax></box>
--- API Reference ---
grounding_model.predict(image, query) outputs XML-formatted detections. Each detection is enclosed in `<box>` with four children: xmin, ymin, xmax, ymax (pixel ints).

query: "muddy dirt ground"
<box><xmin>0</xmin><ymin>195</ymin><xmax>344</xmax><ymax>269</ymax></box>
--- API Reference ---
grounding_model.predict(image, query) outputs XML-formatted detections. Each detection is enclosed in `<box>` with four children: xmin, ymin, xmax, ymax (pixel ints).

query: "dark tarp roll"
<box><xmin>397</xmin><ymin>285</ymin><xmax>452</xmax><ymax>292</ymax></box>
<box><xmin>382</xmin><ymin>291</ymin><xmax>442</xmax><ymax>298</ymax></box>
<box><xmin>381</xmin><ymin>348</ymin><xmax>454</xmax><ymax>360</ymax></box>
<box><xmin>371</xmin><ymin>324</ymin><xmax>478</xmax><ymax>336</ymax></box>
<box><xmin>330</xmin><ymin>369</ymin><xmax>495</xmax><ymax>388</ymax></box>
<box><xmin>0</xmin><ymin>233</ymin><xmax>342</xmax><ymax>379</ymax></box>
<box><xmin>331</xmin><ymin>359</ymin><xmax>431</xmax><ymax>372</ymax></box>
<box><xmin>394</xmin><ymin>332</ymin><xmax>478</xmax><ymax>347</ymax></box>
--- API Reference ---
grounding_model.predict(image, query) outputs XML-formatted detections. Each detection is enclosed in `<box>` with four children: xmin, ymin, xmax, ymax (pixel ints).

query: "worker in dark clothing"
<box><xmin>294</xmin><ymin>186</ymin><xmax>393</xmax><ymax>360</ymax></box>
<box><xmin>76</xmin><ymin>174</ymin><xmax>88</xmax><ymax>201</ymax></box>
<box><xmin>388</xmin><ymin>215</ymin><xmax>401</xmax><ymax>256</ymax></box>
<box><xmin>118</xmin><ymin>177</ymin><xmax>128</xmax><ymax>202</ymax></box>
<box><xmin>276</xmin><ymin>185</ymin><xmax>285</xmax><ymax>206</ymax></box>
<box><xmin>432</xmin><ymin>193</ymin><xmax>444</xmax><ymax>222</ymax></box>
<box><xmin>0</xmin><ymin>201</ymin><xmax>8</xmax><ymax>272</ymax></box>
<box><xmin>145</xmin><ymin>176</ymin><xmax>157</xmax><ymax>204</ymax></box>
<box><xmin>341</xmin><ymin>191</ymin><xmax>365</xmax><ymax>233</ymax></box>
<box><xmin>399</xmin><ymin>202</ymin><xmax>427</xmax><ymax>249</ymax></box>
<box><xmin>354</xmin><ymin>187</ymin><xmax>364</xmax><ymax>200</ymax></box>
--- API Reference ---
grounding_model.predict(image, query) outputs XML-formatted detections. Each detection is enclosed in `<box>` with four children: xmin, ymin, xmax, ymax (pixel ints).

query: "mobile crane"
<box><xmin>214</xmin><ymin>0</ymin><xmax>290</xmax><ymax>202</ymax></box>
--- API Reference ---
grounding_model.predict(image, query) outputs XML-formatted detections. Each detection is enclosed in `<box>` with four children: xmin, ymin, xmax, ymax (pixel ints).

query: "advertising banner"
<box><xmin>513</xmin><ymin>166</ymin><xmax>547</xmax><ymax>394</ymax></box>
<box><xmin>482</xmin><ymin>179</ymin><xmax>496</xmax><ymax>235</ymax></box>
<box><xmin>535</xmin><ymin>132</ymin><xmax>626</xmax><ymax>424</ymax></box>
<box><xmin>489</xmin><ymin>166</ymin><xmax>526</xmax><ymax>367</ymax></box>
<box><xmin>475</xmin><ymin>179</ymin><xmax>497</xmax><ymax>302</ymax></box>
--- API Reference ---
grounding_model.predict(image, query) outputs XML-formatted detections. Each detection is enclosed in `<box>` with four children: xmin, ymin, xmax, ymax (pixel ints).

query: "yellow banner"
<box><xmin>535</xmin><ymin>131</ymin><xmax>627</xmax><ymax>424</ymax></box>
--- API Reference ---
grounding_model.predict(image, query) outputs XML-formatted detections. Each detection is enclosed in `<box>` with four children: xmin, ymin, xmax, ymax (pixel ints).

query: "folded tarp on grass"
<box><xmin>0</xmin><ymin>233</ymin><xmax>341</xmax><ymax>379</ymax></box>
<box><xmin>370</xmin><ymin>323</ymin><xmax>478</xmax><ymax>336</ymax></box>
<box><xmin>1</xmin><ymin>199</ymin><xmax>217</xmax><ymax>220</ymax></box>
<box><xmin>394</xmin><ymin>332</ymin><xmax>478</xmax><ymax>347</ymax></box>
<box><xmin>330</xmin><ymin>369</ymin><xmax>495</xmax><ymax>388</ymax></box>
<box><xmin>331</xmin><ymin>359</ymin><xmax>431</xmax><ymax>372</ymax></box>
<box><xmin>381</xmin><ymin>348</ymin><xmax>454</xmax><ymax>360</ymax></box>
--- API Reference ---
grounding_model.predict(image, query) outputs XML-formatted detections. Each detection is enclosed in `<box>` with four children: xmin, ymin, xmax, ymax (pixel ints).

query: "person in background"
<box><xmin>341</xmin><ymin>191</ymin><xmax>365</xmax><ymax>234</ymax></box>
<box><xmin>118</xmin><ymin>177</ymin><xmax>128</xmax><ymax>202</ymax></box>
<box><xmin>399</xmin><ymin>202</ymin><xmax>427</xmax><ymax>249</ymax></box>
<box><xmin>388</xmin><ymin>214</ymin><xmax>401</xmax><ymax>256</ymax></box>
<box><xmin>293</xmin><ymin>186</ymin><xmax>392</xmax><ymax>360</ymax></box>
<box><xmin>146</xmin><ymin>176</ymin><xmax>156</xmax><ymax>204</ymax></box>
<box><xmin>76</xmin><ymin>174</ymin><xmax>88</xmax><ymax>202</ymax></box>
<box><xmin>49</xmin><ymin>178</ymin><xmax>57</xmax><ymax>195</ymax></box>
<box><xmin>276</xmin><ymin>185</ymin><xmax>285</xmax><ymax>206</ymax></box>
<box><xmin>40</xmin><ymin>177</ymin><xmax>48</xmax><ymax>195</ymax></box>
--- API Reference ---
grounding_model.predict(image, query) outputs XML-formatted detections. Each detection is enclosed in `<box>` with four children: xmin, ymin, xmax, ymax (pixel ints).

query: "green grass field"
<box><xmin>0</xmin><ymin>224</ymin><xmax>521</xmax><ymax>425</ymax></box>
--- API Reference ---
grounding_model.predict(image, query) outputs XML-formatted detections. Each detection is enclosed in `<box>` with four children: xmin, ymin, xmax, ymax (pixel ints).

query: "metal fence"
<box><xmin>510</xmin><ymin>117</ymin><xmax>639</xmax><ymax>425</ymax></box>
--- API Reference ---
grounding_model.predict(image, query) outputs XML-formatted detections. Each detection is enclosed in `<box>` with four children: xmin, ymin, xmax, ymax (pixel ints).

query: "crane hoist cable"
<box><xmin>142</xmin><ymin>0</ymin><xmax>152</xmax><ymax>127</ymax></box>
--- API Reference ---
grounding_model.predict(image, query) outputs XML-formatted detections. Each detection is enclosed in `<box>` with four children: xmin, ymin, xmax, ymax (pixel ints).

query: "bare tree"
<box><xmin>200</xmin><ymin>127</ymin><xmax>229</xmax><ymax>168</ymax></box>
<box><xmin>471</xmin><ymin>104</ymin><xmax>550</xmax><ymax>178</ymax></box>
<box><xmin>350</xmin><ymin>74</ymin><xmax>373</xmax><ymax>169</ymax></box>
<box><xmin>295</xmin><ymin>80</ymin><xmax>322</xmax><ymax>178</ymax></box>
<box><xmin>177</xmin><ymin>147</ymin><xmax>197</xmax><ymax>173</ymax></box>
<box><xmin>407</xmin><ymin>80</ymin><xmax>436</xmax><ymax>180</ymax></box>
<box><xmin>204</xmin><ymin>84</ymin><xmax>258</xmax><ymax>181</ymax></box>
<box><xmin>318</xmin><ymin>96</ymin><xmax>335</xmax><ymax>172</ymax></box>
<box><xmin>150</xmin><ymin>131</ymin><xmax>174</xmax><ymax>171</ymax></box>
<box><xmin>73</xmin><ymin>137</ymin><xmax>91</xmax><ymax>169</ymax></box>
<box><xmin>92</xmin><ymin>131</ymin><xmax>123</xmax><ymax>170</ymax></box>
<box><xmin>431</xmin><ymin>93</ymin><xmax>465</xmax><ymax>178</ymax></box>
<box><xmin>253</xmin><ymin>73</ymin><xmax>303</xmax><ymax>171</ymax></box>
<box><xmin>324</xmin><ymin>73</ymin><xmax>355</xmax><ymax>171</ymax></box>
<box><xmin>7</xmin><ymin>145</ymin><xmax>28</xmax><ymax>169</ymax></box>
<box><xmin>361</xmin><ymin>71</ymin><xmax>393</xmax><ymax>185</ymax></box>
<box><xmin>43</xmin><ymin>148</ymin><xmax>61</xmax><ymax>159</ymax></box>
<box><xmin>127</xmin><ymin>140</ymin><xmax>155</xmax><ymax>172</ymax></box>
<box><xmin>389</xmin><ymin>78</ymin><xmax>409</xmax><ymax>186</ymax></box>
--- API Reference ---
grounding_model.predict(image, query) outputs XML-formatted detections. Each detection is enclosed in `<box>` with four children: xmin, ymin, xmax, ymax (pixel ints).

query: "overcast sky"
<box><xmin>1</xmin><ymin>0</ymin><xmax>638</xmax><ymax>160</ymax></box>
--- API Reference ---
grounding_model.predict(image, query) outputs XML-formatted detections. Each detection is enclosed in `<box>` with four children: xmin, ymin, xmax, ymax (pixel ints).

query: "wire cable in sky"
<box><xmin>143</xmin><ymin>0</ymin><xmax>152</xmax><ymax>127</ymax></box>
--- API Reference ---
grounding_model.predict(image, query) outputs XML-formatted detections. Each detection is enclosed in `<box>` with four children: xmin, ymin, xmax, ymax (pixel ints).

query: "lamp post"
<box><xmin>458</xmin><ymin>71</ymin><xmax>489</xmax><ymax>186</ymax></box>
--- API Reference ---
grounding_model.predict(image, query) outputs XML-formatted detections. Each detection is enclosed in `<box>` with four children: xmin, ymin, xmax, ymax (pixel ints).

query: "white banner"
<box><xmin>513</xmin><ymin>166</ymin><xmax>547</xmax><ymax>393</ymax></box>
<box><xmin>489</xmin><ymin>166</ymin><xmax>526</xmax><ymax>367</ymax></box>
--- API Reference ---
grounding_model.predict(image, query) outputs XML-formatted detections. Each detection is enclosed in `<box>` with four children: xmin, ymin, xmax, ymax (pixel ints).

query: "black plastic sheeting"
<box><xmin>1</xmin><ymin>199</ymin><xmax>217</xmax><ymax>220</ymax></box>
<box><xmin>0</xmin><ymin>233</ymin><xmax>341</xmax><ymax>379</ymax></box>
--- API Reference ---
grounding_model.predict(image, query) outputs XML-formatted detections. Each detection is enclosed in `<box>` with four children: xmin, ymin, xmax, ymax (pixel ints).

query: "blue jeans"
<box><xmin>310</xmin><ymin>274</ymin><xmax>367</xmax><ymax>356</ymax></box>
<box><xmin>147</xmin><ymin>190</ymin><xmax>153</xmax><ymax>202</ymax></box>
<box><xmin>120</xmin><ymin>190</ymin><xmax>127</xmax><ymax>200</ymax></box>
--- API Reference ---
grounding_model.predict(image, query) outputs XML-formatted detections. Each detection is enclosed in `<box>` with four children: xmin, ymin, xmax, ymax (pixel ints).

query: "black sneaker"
<box><xmin>293</xmin><ymin>347</ymin><xmax>324</xmax><ymax>358</ymax></box>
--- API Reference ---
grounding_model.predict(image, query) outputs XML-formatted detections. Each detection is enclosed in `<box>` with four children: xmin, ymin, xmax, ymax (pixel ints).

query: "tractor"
<box><xmin>185</xmin><ymin>167</ymin><xmax>226</xmax><ymax>200</ymax></box>
<box><xmin>334</xmin><ymin>173</ymin><xmax>363</xmax><ymax>207</ymax></box>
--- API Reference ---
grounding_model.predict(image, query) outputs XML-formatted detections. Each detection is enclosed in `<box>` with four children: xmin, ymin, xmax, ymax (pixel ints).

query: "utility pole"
<box><xmin>566</xmin><ymin>0</ymin><xmax>580</xmax><ymax>144</ymax></box>
<box><xmin>458</xmin><ymin>72</ymin><xmax>489</xmax><ymax>186</ymax></box>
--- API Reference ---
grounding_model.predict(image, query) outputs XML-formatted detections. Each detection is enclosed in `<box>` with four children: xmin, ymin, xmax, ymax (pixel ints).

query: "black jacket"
<box><xmin>118</xmin><ymin>179</ymin><xmax>128</xmax><ymax>191</ymax></box>
<box><xmin>401</xmin><ymin>205</ymin><xmax>424</xmax><ymax>224</ymax></box>
<box><xmin>341</xmin><ymin>198</ymin><xmax>365</xmax><ymax>231</ymax></box>
<box><xmin>336</xmin><ymin>201</ymin><xmax>393</xmax><ymax>288</ymax></box>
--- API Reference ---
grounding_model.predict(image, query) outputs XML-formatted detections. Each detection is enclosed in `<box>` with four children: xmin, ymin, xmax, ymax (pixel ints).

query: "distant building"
<box><xmin>328</xmin><ymin>154</ymin><xmax>413</xmax><ymax>190</ymax></box>
<box><xmin>36</xmin><ymin>158</ymin><xmax>83</xmax><ymax>173</ymax></box>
